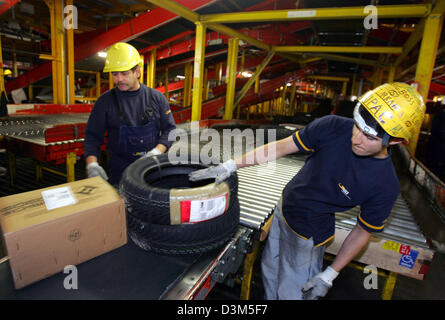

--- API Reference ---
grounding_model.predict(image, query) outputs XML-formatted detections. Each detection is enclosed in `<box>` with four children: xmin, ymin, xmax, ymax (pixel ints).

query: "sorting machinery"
<box><xmin>0</xmin><ymin>118</ymin><xmax>443</xmax><ymax>300</ymax></box>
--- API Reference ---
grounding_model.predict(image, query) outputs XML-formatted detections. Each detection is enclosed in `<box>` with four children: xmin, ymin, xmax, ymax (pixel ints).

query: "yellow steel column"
<box><xmin>96</xmin><ymin>72</ymin><xmax>101</xmax><ymax>98</ymax></box>
<box><xmin>54</xmin><ymin>0</ymin><xmax>66</xmax><ymax>104</ymax></box>
<box><xmin>342</xmin><ymin>81</ymin><xmax>348</xmax><ymax>95</ymax></box>
<box><xmin>388</xmin><ymin>64</ymin><xmax>396</xmax><ymax>83</ymax></box>
<box><xmin>216</xmin><ymin>62</ymin><xmax>223</xmax><ymax>84</ymax></box>
<box><xmin>183</xmin><ymin>62</ymin><xmax>193</xmax><ymax>107</ymax></box>
<box><xmin>140</xmin><ymin>54</ymin><xmax>145</xmax><ymax>85</ymax></box>
<box><xmin>66</xmin><ymin>0</ymin><xmax>75</xmax><ymax>104</ymax></box>
<box><xmin>289</xmin><ymin>81</ymin><xmax>297</xmax><ymax>114</ymax></box>
<box><xmin>28</xmin><ymin>85</ymin><xmax>34</xmax><ymax>100</ymax></box>
<box><xmin>412</xmin><ymin>9</ymin><xmax>444</xmax><ymax>155</ymax></box>
<box><xmin>191</xmin><ymin>22</ymin><xmax>206</xmax><ymax>121</ymax></box>
<box><xmin>43</xmin><ymin>0</ymin><xmax>57</xmax><ymax>103</ymax></box>
<box><xmin>203</xmin><ymin>67</ymin><xmax>209</xmax><ymax>100</ymax></box>
<box><xmin>148</xmin><ymin>49</ymin><xmax>156</xmax><ymax>88</ymax></box>
<box><xmin>66</xmin><ymin>152</ymin><xmax>76</xmax><ymax>182</ymax></box>
<box><xmin>0</xmin><ymin>35</ymin><xmax>4</xmax><ymax>93</ymax></box>
<box><xmin>224</xmin><ymin>37</ymin><xmax>239</xmax><ymax>120</ymax></box>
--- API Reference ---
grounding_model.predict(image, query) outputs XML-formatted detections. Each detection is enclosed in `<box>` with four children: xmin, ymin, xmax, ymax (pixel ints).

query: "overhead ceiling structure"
<box><xmin>0</xmin><ymin>0</ymin><xmax>444</xmax><ymax>152</ymax></box>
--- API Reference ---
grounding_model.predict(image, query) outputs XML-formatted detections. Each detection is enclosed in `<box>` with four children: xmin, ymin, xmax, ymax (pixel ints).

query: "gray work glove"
<box><xmin>140</xmin><ymin>147</ymin><xmax>161</xmax><ymax>159</ymax></box>
<box><xmin>301</xmin><ymin>266</ymin><xmax>339</xmax><ymax>300</ymax></box>
<box><xmin>87</xmin><ymin>162</ymin><xmax>108</xmax><ymax>180</ymax></box>
<box><xmin>188</xmin><ymin>159</ymin><xmax>237</xmax><ymax>184</ymax></box>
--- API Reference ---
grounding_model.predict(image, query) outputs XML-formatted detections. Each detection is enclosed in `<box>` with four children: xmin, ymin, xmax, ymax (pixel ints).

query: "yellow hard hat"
<box><xmin>355</xmin><ymin>82</ymin><xmax>425</xmax><ymax>142</ymax></box>
<box><xmin>3</xmin><ymin>69</ymin><xmax>11</xmax><ymax>76</ymax></box>
<box><xmin>103</xmin><ymin>42</ymin><xmax>143</xmax><ymax>73</ymax></box>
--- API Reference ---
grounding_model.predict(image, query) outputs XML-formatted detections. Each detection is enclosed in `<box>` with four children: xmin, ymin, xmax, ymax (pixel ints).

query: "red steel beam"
<box><xmin>0</xmin><ymin>0</ymin><xmax>19</xmax><ymax>16</ymax></box>
<box><xmin>5</xmin><ymin>0</ymin><xmax>217</xmax><ymax>93</ymax></box>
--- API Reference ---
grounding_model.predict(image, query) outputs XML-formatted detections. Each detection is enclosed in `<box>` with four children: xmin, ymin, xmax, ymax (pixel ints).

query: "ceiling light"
<box><xmin>97</xmin><ymin>51</ymin><xmax>107</xmax><ymax>58</ymax></box>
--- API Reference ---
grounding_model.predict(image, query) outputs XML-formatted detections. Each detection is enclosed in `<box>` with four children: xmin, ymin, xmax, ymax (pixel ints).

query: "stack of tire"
<box><xmin>119</xmin><ymin>154</ymin><xmax>240</xmax><ymax>255</ymax></box>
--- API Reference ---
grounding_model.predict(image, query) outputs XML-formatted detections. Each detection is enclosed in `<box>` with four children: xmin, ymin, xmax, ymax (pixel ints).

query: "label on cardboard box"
<box><xmin>41</xmin><ymin>186</ymin><xmax>77</xmax><ymax>210</ymax></box>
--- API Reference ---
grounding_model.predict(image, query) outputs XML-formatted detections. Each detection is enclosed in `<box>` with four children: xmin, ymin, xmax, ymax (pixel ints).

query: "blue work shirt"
<box><xmin>282</xmin><ymin>115</ymin><xmax>400</xmax><ymax>246</ymax></box>
<box><xmin>84</xmin><ymin>83</ymin><xmax>176</xmax><ymax>160</ymax></box>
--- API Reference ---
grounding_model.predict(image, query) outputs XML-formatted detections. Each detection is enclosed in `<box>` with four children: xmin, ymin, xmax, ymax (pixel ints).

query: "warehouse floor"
<box><xmin>206</xmin><ymin>243</ymin><xmax>445</xmax><ymax>300</ymax></box>
<box><xmin>0</xmin><ymin>155</ymin><xmax>444</xmax><ymax>300</ymax></box>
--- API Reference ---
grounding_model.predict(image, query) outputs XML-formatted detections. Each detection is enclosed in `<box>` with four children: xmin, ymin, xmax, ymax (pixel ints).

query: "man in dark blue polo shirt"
<box><xmin>189</xmin><ymin>82</ymin><xmax>425</xmax><ymax>299</ymax></box>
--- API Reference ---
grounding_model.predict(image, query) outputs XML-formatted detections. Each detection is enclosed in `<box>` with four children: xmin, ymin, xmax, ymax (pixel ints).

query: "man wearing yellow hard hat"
<box><xmin>84</xmin><ymin>42</ymin><xmax>176</xmax><ymax>186</ymax></box>
<box><xmin>189</xmin><ymin>82</ymin><xmax>425</xmax><ymax>299</ymax></box>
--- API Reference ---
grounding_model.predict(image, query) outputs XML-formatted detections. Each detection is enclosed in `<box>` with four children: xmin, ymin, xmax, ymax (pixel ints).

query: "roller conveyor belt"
<box><xmin>0</xmin><ymin>114</ymin><xmax>90</xmax><ymax>145</ymax></box>
<box><xmin>236</xmin><ymin>156</ymin><xmax>430</xmax><ymax>249</ymax></box>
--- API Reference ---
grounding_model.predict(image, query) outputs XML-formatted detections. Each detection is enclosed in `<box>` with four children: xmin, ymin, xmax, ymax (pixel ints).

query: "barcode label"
<box><xmin>188</xmin><ymin>194</ymin><xmax>227</xmax><ymax>223</ymax></box>
<box><xmin>41</xmin><ymin>186</ymin><xmax>77</xmax><ymax>211</ymax></box>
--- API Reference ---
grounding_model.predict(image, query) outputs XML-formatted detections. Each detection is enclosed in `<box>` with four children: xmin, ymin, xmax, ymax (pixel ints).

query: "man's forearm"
<box><xmin>330</xmin><ymin>223</ymin><xmax>371</xmax><ymax>272</ymax></box>
<box><xmin>234</xmin><ymin>135</ymin><xmax>299</xmax><ymax>169</ymax></box>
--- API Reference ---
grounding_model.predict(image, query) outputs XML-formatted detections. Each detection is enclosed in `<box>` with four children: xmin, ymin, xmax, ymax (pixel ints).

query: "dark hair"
<box><xmin>130</xmin><ymin>65</ymin><xmax>140</xmax><ymax>79</ymax></box>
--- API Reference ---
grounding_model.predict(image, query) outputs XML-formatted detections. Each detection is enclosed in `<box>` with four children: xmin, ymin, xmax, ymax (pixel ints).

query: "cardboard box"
<box><xmin>0</xmin><ymin>177</ymin><xmax>127</xmax><ymax>289</ymax></box>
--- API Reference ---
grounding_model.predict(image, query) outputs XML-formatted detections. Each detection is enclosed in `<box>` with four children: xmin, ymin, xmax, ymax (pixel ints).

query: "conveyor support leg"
<box><xmin>240</xmin><ymin>238</ymin><xmax>260</xmax><ymax>300</ymax></box>
<box><xmin>66</xmin><ymin>152</ymin><xmax>76</xmax><ymax>182</ymax></box>
<box><xmin>381</xmin><ymin>271</ymin><xmax>397</xmax><ymax>300</ymax></box>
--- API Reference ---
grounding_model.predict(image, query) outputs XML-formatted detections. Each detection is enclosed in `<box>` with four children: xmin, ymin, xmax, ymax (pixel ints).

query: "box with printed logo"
<box><xmin>0</xmin><ymin>177</ymin><xmax>127</xmax><ymax>289</ymax></box>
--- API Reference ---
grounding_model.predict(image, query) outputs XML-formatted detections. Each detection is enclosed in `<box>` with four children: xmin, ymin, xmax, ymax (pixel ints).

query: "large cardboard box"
<box><xmin>0</xmin><ymin>177</ymin><xmax>127</xmax><ymax>289</ymax></box>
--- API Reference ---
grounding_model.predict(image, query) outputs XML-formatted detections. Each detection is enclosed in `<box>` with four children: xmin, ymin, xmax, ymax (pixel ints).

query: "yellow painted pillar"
<box><xmin>28</xmin><ymin>85</ymin><xmax>34</xmax><ymax>100</ymax></box>
<box><xmin>289</xmin><ymin>81</ymin><xmax>297</xmax><ymax>115</ymax></box>
<box><xmin>280</xmin><ymin>86</ymin><xmax>287</xmax><ymax>115</ymax></box>
<box><xmin>203</xmin><ymin>67</ymin><xmax>208</xmax><ymax>100</ymax></box>
<box><xmin>388</xmin><ymin>64</ymin><xmax>396</xmax><ymax>83</ymax></box>
<box><xmin>183</xmin><ymin>62</ymin><xmax>193</xmax><ymax>107</ymax></box>
<box><xmin>412</xmin><ymin>10</ymin><xmax>444</xmax><ymax>155</ymax></box>
<box><xmin>43</xmin><ymin>0</ymin><xmax>66</xmax><ymax>104</ymax></box>
<box><xmin>140</xmin><ymin>54</ymin><xmax>144</xmax><ymax>85</ymax></box>
<box><xmin>96</xmin><ymin>72</ymin><xmax>101</xmax><ymax>98</ymax></box>
<box><xmin>342</xmin><ymin>81</ymin><xmax>348</xmax><ymax>95</ymax></box>
<box><xmin>191</xmin><ymin>22</ymin><xmax>206</xmax><ymax>121</ymax></box>
<box><xmin>66</xmin><ymin>0</ymin><xmax>75</xmax><ymax>104</ymax></box>
<box><xmin>54</xmin><ymin>0</ymin><xmax>66</xmax><ymax>104</ymax></box>
<box><xmin>216</xmin><ymin>62</ymin><xmax>223</xmax><ymax>84</ymax></box>
<box><xmin>0</xmin><ymin>35</ymin><xmax>5</xmax><ymax>93</ymax></box>
<box><xmin>224</xmin><ymin>37</ymin><xmax>239</xmax><ymax>120</ymax></box>
<box><xmin>148</xmin><ymin>49</ymin><xmax>156</xmax><ymax>88</ymax></box>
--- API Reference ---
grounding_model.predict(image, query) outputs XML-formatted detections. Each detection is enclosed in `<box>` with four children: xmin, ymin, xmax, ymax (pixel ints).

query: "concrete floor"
<box><xmin>207</xmin><ymin>243</ymin><xmax>445</xmax><ymax>300</ymax></box>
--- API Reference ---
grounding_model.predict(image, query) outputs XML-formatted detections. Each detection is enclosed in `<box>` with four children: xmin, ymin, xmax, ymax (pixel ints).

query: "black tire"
<box><xmin>119</xmin><ymin>153</ymin><xmax>238</xmax><ymax>225</ymax></box>
<box><xmin>127</xmin><ymin>197</ymin><xmax>240</xmax><ymax>255</ymax></box>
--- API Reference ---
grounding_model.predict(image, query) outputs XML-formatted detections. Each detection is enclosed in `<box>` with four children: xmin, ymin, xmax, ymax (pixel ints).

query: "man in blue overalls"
<box><xmin>84</xmin><ymin>42</ymin><xmax>176</xmax><ymax>186</ymax></box>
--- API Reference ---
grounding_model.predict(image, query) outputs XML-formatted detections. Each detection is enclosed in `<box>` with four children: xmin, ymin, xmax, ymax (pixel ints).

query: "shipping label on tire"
<box><xmin>180</xmin><ymin>193</ymin><xmax>228</xmax><ymax>224</ymax></box>
<box><xmin>170</xmin><ymin>182</ymin><xmax>231</xmax><ymax>225</ymax></box>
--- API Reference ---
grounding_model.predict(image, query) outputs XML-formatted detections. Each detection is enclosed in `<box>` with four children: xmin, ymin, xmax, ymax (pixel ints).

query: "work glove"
<box><xmin>188</xmin><ymin>159</ymin><xmax>237</xmax><ymax>184</ymax></box>
<box><xmin>140</xmin><ymin>147</ymin><xmax>161</xmax><ymax>159</ymax></box>
<box><xmin>87</xmin><ymin>162</ymin><xmax>108</xmax><ymax>180</ymax></box>
<box><xmin>301</xmin><ymin>266</ymin><xmax>339</xmax><ymax>300</ymax></box>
